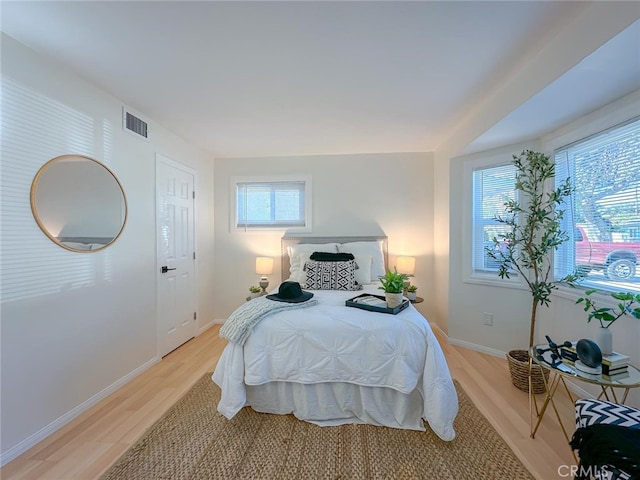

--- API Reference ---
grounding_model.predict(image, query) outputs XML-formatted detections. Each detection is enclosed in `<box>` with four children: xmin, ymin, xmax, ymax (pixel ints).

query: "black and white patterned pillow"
<box><xmin>574</xmin><ymin>399</ymin><xmax>639</xmax><ymax>480</ymax></box>
<box><xmin>304</xmin><ymin>260</ymin><xmax>361</xmax><ymax>291</ymax></box>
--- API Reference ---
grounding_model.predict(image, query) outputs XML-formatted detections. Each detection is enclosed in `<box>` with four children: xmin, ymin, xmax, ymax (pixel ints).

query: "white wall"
<box><xmin>447</xmin><ymin>93</ymin><xmax>640</xmax><ymax>406</ymax></box>
<box><xmin>432</xmin><ymin>152</ymin><xmax>451</xmax><ymax>334</ymax></box>
<box><xmin>448</xmin><ymin>139</ymin><xmax>542</xmax><ymax>354</ymax></box>
<box><xmin>213</xmin><ymin>152</ymin><xmax>434</xmax><ymax>321</ymax></box>
<box><xmin>0</xmin><ymin>34</ymin><xmax>216</xmax><ymax>461</ymax></box>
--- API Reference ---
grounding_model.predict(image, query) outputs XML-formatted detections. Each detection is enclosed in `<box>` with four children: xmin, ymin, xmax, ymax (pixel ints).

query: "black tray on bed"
<box><xmin>345</xmin><ymin>293</ymin><xmax>410</xmax><ymax>315</ymax></box>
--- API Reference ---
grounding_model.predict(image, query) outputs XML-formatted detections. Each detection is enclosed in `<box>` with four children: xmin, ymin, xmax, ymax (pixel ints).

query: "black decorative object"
<box><xmin>266</xmin><ymin>281</ymin><xmax>314</xmax><ymax>303</ymax></box>
<box><xmin>576</xmin><ymin>339</ymin><xmax>603</xmax><ymax>368</ymax></box>
<box><xmin>535</xmin><ymin>335</ymin><xmax>572</xmax><ymax>368</ymax></box>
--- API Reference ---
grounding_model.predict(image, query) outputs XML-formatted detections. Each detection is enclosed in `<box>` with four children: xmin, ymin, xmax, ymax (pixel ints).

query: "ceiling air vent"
<box><xmin>122</xmin><ymin>107</ymin><xmax>149</xmax><ymax>140</ymax></box>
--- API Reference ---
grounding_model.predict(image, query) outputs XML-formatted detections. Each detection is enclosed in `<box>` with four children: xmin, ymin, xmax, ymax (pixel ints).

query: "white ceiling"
<box><xmin>1</xmin><ymin>1</ymin><xmax>639</xmax><ymax>159</ymax></box>
<box><xmin>463</xmin><ymin>18</ymin><xmax>640</xmax><ymax>155</ymax></box>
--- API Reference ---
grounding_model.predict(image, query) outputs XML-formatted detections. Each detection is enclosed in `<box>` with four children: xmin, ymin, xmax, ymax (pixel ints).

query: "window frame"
<box><xmin>462</xmin><ymin>147</ymin><xmax>530</xmax><ymax>289</ymax></box>
<box><xmin>230</xmin><ymin>174</ymin><xmax>312</xmax><ymax>233</ymax></box>
<box><xmin>471</xmin><ymin>162</ymin><xmax>519</xmax><ymax>276</ymax></box>
<box><xmin>552</xmin><ymin>116</ymin><xmax>640</xmax><ymax>294</ymax></box>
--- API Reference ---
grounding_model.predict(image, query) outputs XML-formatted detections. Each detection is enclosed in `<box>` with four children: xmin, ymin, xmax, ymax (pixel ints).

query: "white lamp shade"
<box><xmin>396</xmin><ymin>256</ymin><xmax>415</xmax><ymax>276</ymax></box>
<box><xmin>255</xmin><ymin>257</ymin><xmax>274</xmax><ymax>275</ymax></box>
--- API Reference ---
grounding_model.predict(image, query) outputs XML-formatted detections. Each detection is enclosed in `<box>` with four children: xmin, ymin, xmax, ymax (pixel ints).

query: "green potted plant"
<box><xmin>487</xmin><ymin>150</ymin><xmax>577</xmax><ymax>393</ymax></box>
<box><xmin>407</xmin><ymin>284</ymin><xmax>418</xmax><ymax>301</ymax></box>
<box><xmin>576</xmin><ymin>290</ymin><xmax>640</xmax><ymax>354</ymax></box>
<box><xmin>379</xmin><ymin>268</ymin><xmax>409</xmax><ymax>308</ymax></box>
<box><xmin>249</xmin><ymin>285</ymin><xmax>261</xmax><ymax>299</ymax></box>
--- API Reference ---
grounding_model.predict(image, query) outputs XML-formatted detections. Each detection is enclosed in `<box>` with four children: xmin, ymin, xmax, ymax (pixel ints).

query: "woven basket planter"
<box><xmin>507</xmin><ymin>349</ymin><xmax>548</xmax><ymax>394</ymax></box>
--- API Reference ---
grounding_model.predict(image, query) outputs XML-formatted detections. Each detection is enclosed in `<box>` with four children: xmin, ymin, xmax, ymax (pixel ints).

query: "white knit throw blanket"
<box><xmin>219</xmin><ymin>296</ymin><xmax>318</xmax><ymax>345</ymax></box>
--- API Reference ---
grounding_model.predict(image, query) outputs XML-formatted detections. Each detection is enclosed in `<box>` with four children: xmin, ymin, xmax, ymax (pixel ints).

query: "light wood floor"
<box><xmin>1</xmin><ymin>324</ymin><xmax>578</xmax><ymax>480</ymax></box>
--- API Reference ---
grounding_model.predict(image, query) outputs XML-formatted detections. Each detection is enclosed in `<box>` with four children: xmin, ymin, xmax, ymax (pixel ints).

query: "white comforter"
<box><xmin>213</xmin><ymin>285</ymin><xmax>458</xmax><ymax>441</ymax></box>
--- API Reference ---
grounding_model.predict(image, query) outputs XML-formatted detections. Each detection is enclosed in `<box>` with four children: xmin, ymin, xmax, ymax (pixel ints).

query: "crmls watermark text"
<box><xmin>558</xmin><ymin>464</ymin><xmax>613</xmax><ymax>479</ymax></box>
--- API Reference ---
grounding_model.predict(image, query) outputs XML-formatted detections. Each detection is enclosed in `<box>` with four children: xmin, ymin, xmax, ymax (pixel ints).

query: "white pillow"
<box><xmin>338</xmin><ymin>241</ymin><xmax>385</xmax><ymax>281</ymax></box>
<box><xmin>287</xmin><ymin>243</ymin><xmax>339</xmax><ymax>282</ymax></box>
<box><xmin>353</xmin><ymin>254</ymin><xmax>372</xmax><ymax>285</ymax></box>
<box><xmin>288</xmin><ymin>254</ymin><xmax>308</xmax><ymax>283</ymax></box>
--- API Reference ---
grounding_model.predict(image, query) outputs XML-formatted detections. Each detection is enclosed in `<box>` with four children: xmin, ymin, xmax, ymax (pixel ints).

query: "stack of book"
<box><xmin>601</xmin><ymin>352</ymin><xmax>630</xmax><ymax>379</ymax></box>
<box><xmin>560</xmin><ymin>343</ymin><xmax>630</xmax><ymax>379</ymax></box>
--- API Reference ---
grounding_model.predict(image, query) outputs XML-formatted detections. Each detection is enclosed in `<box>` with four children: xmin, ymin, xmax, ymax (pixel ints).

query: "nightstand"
<box><xmin>409</xmin><ymin>297</ymin><xmax>423</xmax><ymax>304</ymax></box>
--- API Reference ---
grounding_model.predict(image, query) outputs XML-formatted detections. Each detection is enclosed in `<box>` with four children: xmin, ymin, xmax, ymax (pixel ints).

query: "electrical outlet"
<box><xmin>483</xmin><ymin>313</ymin><xmax>493</xmax><ymax>326</ymax></box>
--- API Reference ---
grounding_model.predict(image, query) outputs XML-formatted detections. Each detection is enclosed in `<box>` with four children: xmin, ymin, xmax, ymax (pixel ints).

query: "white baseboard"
<box><xmin>447</xmin><ymin>335</ymin><xmax>507</xmax><ymax>359</ymax></box>
<box><xmin>0</xmin><ymin>356</ymin><xmax>160</xmax><ymax>466</ymax></box>
<box><xmin>429</xmin><ymin>322</ymin><xmax>595</xmax><ymax>400</ymax></box>
<box><xmin>430</xmin><ymin>321</ymin><xmax>504</xmax><ymax>357</ymax></box>
<box><xmin>197</xmin><ymin>319</ymin><xmax>217</xmax><ymax>335</ymax></box>
<box><xmin>213</xmin><ymin>318</ymin><xmax>226</xmax><ymax>324</ymax></box>
<box><xmin>429</xmin><ymin>321</ymin><xmax>447</xmax><ymax>340</ymax></box>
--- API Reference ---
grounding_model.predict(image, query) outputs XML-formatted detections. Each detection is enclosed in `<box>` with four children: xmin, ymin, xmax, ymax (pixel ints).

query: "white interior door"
<box><xmin>156</xmin><ymin>154</ymin><xmax>196</xmax><ymax>357</ymax></box>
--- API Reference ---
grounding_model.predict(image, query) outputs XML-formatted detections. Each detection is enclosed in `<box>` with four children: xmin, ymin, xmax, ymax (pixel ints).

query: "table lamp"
<box><xmin>255</xmin><ymin>257</ymin><xmax>274</xmax><ymax>295</ymax></box>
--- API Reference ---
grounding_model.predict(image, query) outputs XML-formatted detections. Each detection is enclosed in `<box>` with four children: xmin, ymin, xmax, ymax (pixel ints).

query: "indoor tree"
<box><xmin>487</xmin><ymin>150</ymin><xmax>580</xmax><ymax>392</ymax></box>
<box><xmin>487</xmin><ymin>150</ymin><xmax>578</xmax><ymax>348</ymax></box>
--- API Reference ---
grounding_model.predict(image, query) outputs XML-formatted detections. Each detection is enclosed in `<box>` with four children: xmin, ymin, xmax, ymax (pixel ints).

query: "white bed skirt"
<box><xmin>245</xmin><ymin>381</ymin><xmax>427</xmax><ymax>431</ymax></box>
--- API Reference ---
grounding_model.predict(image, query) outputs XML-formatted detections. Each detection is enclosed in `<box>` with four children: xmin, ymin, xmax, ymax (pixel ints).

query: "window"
<box><xmin>555</xmin><ymin>117</ymin><xmax>640</xmax><ymax>291</ymax></box>
<box><xmin>472</xmin><ymin>163</ymin><xmax>517</xmax><ymax>274</ymax></box>
<box><xmin>232</xmin><ymin>176</ymin><xmax>311</xmax><ymax>232</ymax></box>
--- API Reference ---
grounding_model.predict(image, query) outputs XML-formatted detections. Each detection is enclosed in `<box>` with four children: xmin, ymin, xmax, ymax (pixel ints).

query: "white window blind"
<box><xmin>555</xmin><ymin>117</ymin><xmax>640</xmax><ymax>291</ymax></box>
<box><xmin>235</xmin><ymin>179</ymin><xmax>309</xmax><ymax>230</ymax></box>
<box><xmin>472</xmin><ymin>164</ymin><xmax>517</xmax><ymax>273</ymax></box>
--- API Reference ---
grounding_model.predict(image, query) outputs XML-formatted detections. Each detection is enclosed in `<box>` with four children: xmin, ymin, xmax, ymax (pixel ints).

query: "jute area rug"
<box><xmin>101</xmin><ymin>374</ymin><xmax>534</xmax><ymax>480</ymax></box>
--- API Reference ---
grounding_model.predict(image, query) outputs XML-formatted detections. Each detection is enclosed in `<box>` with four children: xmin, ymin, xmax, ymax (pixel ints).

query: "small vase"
<box><xmin>408</xmin><ymin>292</ymin><xmax>417</xmax><ymax>301</ymax></box>
<box><xmin>596</xmin><ymin>327</ymin><xmax>613</xmax><ymax>355</ymax></box>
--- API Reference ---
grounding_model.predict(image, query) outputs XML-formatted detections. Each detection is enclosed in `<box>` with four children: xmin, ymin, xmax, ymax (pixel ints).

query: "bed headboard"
<box><xmin>281</xmin><ymin>235</ymin><xmax>388</xmax><ymax>282</ymax></box>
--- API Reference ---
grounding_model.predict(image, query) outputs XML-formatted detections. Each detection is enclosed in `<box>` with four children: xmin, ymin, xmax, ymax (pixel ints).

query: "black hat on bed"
<box><xmin>266</xmin><ymin>281</ymin><xmax>314</xmax><ymax>303</ymax></box>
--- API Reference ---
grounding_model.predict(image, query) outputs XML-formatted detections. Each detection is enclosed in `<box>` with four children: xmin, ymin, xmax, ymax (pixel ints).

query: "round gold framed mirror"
<box><xmin>30</xmin><ymin>154</ymin><xmax>128</xmax><ymax>253</ymax></box>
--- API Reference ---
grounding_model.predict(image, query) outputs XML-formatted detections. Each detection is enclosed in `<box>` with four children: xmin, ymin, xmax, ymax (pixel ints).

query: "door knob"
<box><xmin>161</xmin><ymin>266</ymin><xmax>176</xmax><ymax>273</ymax></box>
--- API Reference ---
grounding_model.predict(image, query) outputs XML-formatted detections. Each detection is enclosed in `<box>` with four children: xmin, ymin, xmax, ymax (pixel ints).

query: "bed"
<box><xmin>212</xmin><ymin>236</ymin><xmax>458</xmax><ymax>441</ymax></box>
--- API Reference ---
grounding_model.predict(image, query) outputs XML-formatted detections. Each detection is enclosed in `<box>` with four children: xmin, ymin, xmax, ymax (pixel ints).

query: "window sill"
<box><xmin>554</xmin><ymin>281</ymin><xmax>640</xmax><ymax>301</ymax></box>
<box><xmin>231</xmin><ymin>225</ymin><xmax>312</xmax><ymax>234</ymax></box>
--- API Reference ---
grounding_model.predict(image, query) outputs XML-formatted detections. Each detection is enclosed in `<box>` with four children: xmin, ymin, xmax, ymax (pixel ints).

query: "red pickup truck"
<box><xmin>575</xmin><ymin>224</ymin><xmax>640</xmax><ymax>280</ymax></box>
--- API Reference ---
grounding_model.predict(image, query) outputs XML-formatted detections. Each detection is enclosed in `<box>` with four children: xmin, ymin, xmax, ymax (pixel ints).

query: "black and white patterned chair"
<box><xmin>572</xmin><ymin>398</ymin><xmax>640</xmax><ymax>480</ymax></box>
